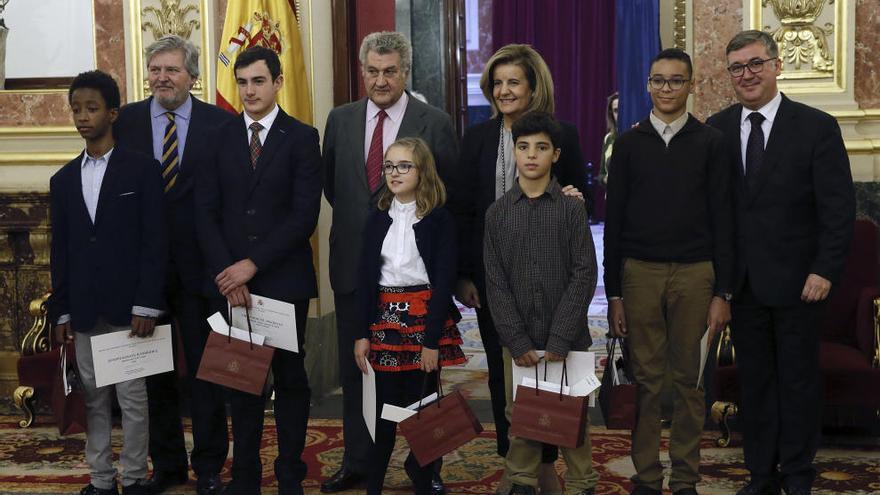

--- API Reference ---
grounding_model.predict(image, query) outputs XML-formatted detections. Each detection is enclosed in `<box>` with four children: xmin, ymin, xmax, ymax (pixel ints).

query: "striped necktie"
<box><xmin>161</xmin><ymin>112</ymin><xmax>179</xmax><ymax>193</ymax></box>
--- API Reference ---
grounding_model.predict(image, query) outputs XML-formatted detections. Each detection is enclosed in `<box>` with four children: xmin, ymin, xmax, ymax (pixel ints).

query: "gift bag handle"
<box><xmin>226</xmin><ymin>304</ymin><xmax>257</xmax><ymax>350</ymax></box>
<box><xmin>532</xmin><ymin>358</ymin><xmax>568</xmax><ymax>400</ymax></box>
<box><xmin>607</xmin><ymin>337</ymin><xmax>622</xmax><ymax>386</ymax></box>
<box><xmin>415</xmin><ymin>365</ymin><xmax>443</xmax><ymax>419</ymax></box>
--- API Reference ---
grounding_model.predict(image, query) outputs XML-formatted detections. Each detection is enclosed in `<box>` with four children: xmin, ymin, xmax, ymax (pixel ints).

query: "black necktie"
<box><xmin>745</xmin><ymin>112</ymin><xmax>766</xmax><ymax>187</ymax></box>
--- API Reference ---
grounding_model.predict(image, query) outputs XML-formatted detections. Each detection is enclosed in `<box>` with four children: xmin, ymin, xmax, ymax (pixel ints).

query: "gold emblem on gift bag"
<box><xmin>432</xmin><ymin>427</ymin><xmax>445</xmax><ymax>440</ymax></box>
<box><xmin>227</xmin><ymin>359</ymin><xmax>240</xmax><ymax>373</ymax></box>
<box><xmin>538</xmin><ymin>413</ymin><xmax>552</xmax><ymax>427</ymax></box>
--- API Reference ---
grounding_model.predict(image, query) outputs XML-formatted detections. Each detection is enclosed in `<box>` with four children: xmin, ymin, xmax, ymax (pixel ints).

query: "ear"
<box><xmin>552</xmin><ymin>148</ymin><xmax>561</xmax><ymax>163</ymax></box>
<box><xmin>109</xmin><ymin>107</ymin><xmax>119</xmax><ymax>124</ymax></box>
<box><xmin>273</xmin><ymin>74</ymin><xmax>284</xmax><ymax>91</ymax></box>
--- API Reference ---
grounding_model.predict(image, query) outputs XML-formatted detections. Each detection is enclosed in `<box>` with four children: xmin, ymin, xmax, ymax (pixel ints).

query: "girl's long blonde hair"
<box><xmin>377</xmin><ymin>137</ymin><xmax>446</xmax><ymax>218</ymax></box>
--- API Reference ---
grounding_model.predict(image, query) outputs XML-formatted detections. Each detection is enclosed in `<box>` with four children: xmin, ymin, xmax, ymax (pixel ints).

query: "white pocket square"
<box><xmin>119</xmin><ymin>191</ymin><xmax>136</xmax><ymax>196</ymax></box>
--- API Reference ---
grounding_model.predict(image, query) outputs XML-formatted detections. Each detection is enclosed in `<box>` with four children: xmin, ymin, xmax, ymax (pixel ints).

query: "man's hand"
<box><xmin>421</xmin><ymin>347</ymin><xmax>439</xmax><ymax>372</ymax></box>
<box><xmin>354</xmin><ymin>338</ymin><xmax>371</xmax><ymax>375</ymax></box>
<box><xmin>455</xmin><ymin>279</ymin><xmax>481</xmax><ymax>308</ymax></box>
<box><xmin>514</xmin><ymin>349</ymin><xmax>541</xmax><ymax>367</ymax></box>
<box><xmin>54</xmin><ymin>323</ymin><xmax>73</xmax><ymax>345</ymax></box>
<box><xmin>801</xmin><ymin>273</ymin><xmax>831</xmax><ymax>303</ymax></box>
<box><xmin>545</xmin><ymin>351</ymin><xmax>566</xmax><ymax>362</ymax></box>
<box><xmin>706</xmin><ymin>296</ymin><xmax>731</xmax><ymax>351</ymax></box>
<box><xmin>608</xmin><ymin>299</ymin><xmax>627</xmax><ymax>337</ymax></box>
<box><xmin>130</xmin><ymin>315</ymin><xmax>157</xmax><ymax>338</ymax></box>
<box><xmin>226</xmin><ymin>285</ymin><xmax>252</xmax><ymax>308</ymax></box>
<box><xmin>561</xmin><ymin>185</ymin><xmax>584</xmax><ymax>202</ymax></box>
<box><xmin>216</xmin><ymin>259</ymin><xmax>258</xmax><ymax>296</ymax></box>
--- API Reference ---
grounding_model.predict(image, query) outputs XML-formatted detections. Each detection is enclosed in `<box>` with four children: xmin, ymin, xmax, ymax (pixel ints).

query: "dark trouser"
<box><xmin>477</xmin><ymin>287</ymin><xmax>556</xmax><ymax>463</ymax></box>
<box><xmin>222</xmin><ymin>299</ymin><xmax>311</xmax><ymax>495</ymax></box>
<box><xmin>175</xmin><ymin>291</ymin><xmax>229</xmax><ymax>478</ymax></box>
<box><xmin>334</xmin><ymin>291</ymin><xmax>373</xmax><ymax>474</ymax></box>
<box><xmin>731</xmin><ymin>282</ymin><xmax>823</xmax><ymax>491</ymax></box>
<box><xmin>146</xmin><ymin>290</ymin><xmax>189</xmax><ymax>474</ymax></box>
<box><xmin>368</xmin><ymin>370</ymin><xmax>438</xmax><ymax>495</ymax></box>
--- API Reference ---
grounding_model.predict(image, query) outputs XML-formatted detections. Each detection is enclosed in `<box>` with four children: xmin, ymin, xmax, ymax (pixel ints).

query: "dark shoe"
<box><xmin>673</xmin><ymin>489</ymin><xmax>699</xmax><ymax>495</ymax></box>
<box><xmin>196</xmin><ymin>474</ymin><xmax>224</xmax><ymax>495</ymax></box>
<box><xmin>573</xmin><ymin>490</ymin><xmax>595</xmax><ymax>495</ymax></box>
<box><xmin>783</xmin><ymin>487</ymin><xmax>811</xmax><ymax>495</ymax></box>
<box><xmin>122</xmin><ymin>480</ymin><xmax>149</xmax><ymax>495</ymax></box>
<box><xmin>80</xmin><ymin>484</ymin><xmax>119</xmax><ymax>495</ymax></box>
<box><xmin>508</xmin><ymin>484</ymin><xmax>537</xmax><ymax>495</ymax></box>
<box><xmin>430</xmin><ymin>472</ymin><xmax>446</xmax><ymax>495</ymax></box>
<box><xmin>631</xmin><ymin>487</ymin><xmax>662</xmax><ymax>495</ymax></box>
<box><xmin>144</xmin><ymin>468</ymin><xmax>188</xmax><ymax>495</ymax></box>
<box><xmin>320</xmin><ymin>467</ymin><xmax>363</xmax><ymax>493</ymax></box>
<box><xmin>737</xmin><ymin>482</ymin><xmax>782</xmax><ymax>495</ymax></box>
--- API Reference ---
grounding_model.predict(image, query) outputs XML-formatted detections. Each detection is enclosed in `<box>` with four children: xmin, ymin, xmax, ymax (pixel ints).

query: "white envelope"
<box><xmin>362</xmin><ymin>364</ymin><xmax>376</xmax><ymax>441</ymax></box>
<box><xmin>91</xmin><ymin>325</ymin><xmax>174</xmax><ymax>387</ymax></box>
<box><xmin>230</xmin><ymin>294</ymin><xmax>298</xmax><ymax>352</ymax></box>
<box><xmin>511</xmin><ymin>351</ymin><xmax>597</xmax><ymax>402</ymax></box>
<box><xmin>207</xmin><ymin>312</ymin><xmax>266</xmax><ymax>346</ymax></box>
<box><xmin>380</xmin><ymin>392</ymin><xmax>439</xmax><ymax>424</ymax></box>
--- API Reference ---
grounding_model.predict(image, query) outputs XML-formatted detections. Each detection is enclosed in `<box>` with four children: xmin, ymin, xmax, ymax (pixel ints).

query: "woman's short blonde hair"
<box><xmin>377</xmin><ymin>137</ymin><xmax>446</xmax><ymax>218</ymax></box>
<box><xmin>480</xmin><ymin>44</ymin><xmax>555</xmax><ymax>118</ymax></box>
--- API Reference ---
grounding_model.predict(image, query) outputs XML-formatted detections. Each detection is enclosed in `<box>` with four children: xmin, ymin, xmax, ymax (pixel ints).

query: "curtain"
<box><xmin>492</xmin><ymin>0</ymin><xmax>617</xmax><ymax>214</ymax></box>
<box><xmin>614</xmin><ymin>0</ymin><xmax>660</xmax><ymax>132</ymax></box>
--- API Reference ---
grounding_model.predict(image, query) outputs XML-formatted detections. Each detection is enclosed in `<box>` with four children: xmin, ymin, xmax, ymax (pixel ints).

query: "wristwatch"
<box><xmin>715</xmin><ymin>291</ymin><xmax>733</xmax><ymax>302</ymax></box>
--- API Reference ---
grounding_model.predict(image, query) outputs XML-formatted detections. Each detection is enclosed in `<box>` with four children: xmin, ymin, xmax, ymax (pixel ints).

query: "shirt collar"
<box><xmin>391</xmin><ymin>197</ymin><xmax>417</xmax><ymax>213</ymax></box>
<box><xmin>81</xmin><ymin>147</ymin><xmax>114</xmax><ymax>168</ymax></box>
<box><xmin>244</xmin><ymin>103</ymin><xmax>280</xmax><ymax>133</ymax></box>
<box><xmin>740</xmin><ymin>91</ymin><xmax>782</xmax><ymax>127</ymax></box>
<box><xmin>649</xmin><ymin>110</ymin><xmax>689</xmax><ymax>137</ymax></box>
<box><xmin>367</xmin><ymin>91</ymin><xmax>408</xmax><ymax>124</ymax></box>
<box><xmin>512</xmin><ymin>176</ymin><xmax>561</xmax><ymax>203</ymax></box>
<box><xmin>150</xmin><ymin>94</ymin><xmax>192</xmax><ymax>121</ymax></box>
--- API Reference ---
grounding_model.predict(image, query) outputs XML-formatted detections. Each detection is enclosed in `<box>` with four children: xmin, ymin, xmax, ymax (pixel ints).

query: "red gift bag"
<box><xmin>598</xmin><ymin>338</ymin><xmax>636</xmax><ymax>430</ymax></box>
<box><xmin>50</xmin><ymin>343</ymin><xmax>87</xmax><ymax>436</ymax></box>
<box><xmin>196</xmin><ymin>307</ymin><xmax>274</xmax><ymax>396</ymax></box>
<box><xmin>398</xmin><ymin>370</ymin><xmax>484</xmax><ymax>467</ymax></box>
<box><xmin>510</xmin><ymin>360</ymin><xmax>588</xmax><ymax>449</ymax></box>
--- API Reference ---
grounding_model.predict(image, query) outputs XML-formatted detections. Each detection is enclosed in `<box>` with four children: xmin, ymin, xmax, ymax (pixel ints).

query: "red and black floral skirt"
<box><xmin>368</xmin><ymin>285</ymin><xmax>467</xmax><ymax>372</ymax></box>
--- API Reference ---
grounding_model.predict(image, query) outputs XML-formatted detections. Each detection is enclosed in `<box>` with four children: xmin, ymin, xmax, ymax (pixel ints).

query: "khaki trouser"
<box><xmin>622</xmin><ymin>259</ymin><xmax>714</xmax><ymax>491</ymax></box>
<box><xmin>503</xmin><ymin>348</ymin><xmax>599</xmax><ymax>494</ymax></box>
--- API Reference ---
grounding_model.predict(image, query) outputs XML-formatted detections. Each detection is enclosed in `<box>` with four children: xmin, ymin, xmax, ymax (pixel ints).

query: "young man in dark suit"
<box><xmin>50</xmin><ymin>70</ymin><xmax>167</xmax><ymax>495</ymax></box>
<box><xmin>195</xmin><ymin>45</ymin><xmax>322</xmax><ymax>495</ymax></box>
<box><xmin>706</xmin><ymin>30</ymin><xmax>855</xmax><ymax>495</ymax></box>
<box><xmin>113</xmin><ymin>35</ymin><xmax>235</xmax><ymax>495</ymax></box>
<box><xmin>320</xmin><ymin>31</ymin><xmax>458</xmax><ymax>494</ymax></box>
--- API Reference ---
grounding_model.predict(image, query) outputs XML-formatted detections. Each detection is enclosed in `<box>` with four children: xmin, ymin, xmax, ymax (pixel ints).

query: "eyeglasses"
<box><xmin>382</xmin><ymin>161</ymin><xmax>415</xmax><ymax>175</ymax></box>
<box><xmin>647</xmin><ymin>77</ymin><xmax>688</xmax><ymax>90</ymax></box>
<box><xmin>727</xmin><ymin>57</ymin><xmax>777</xmax><ymax>77</ymax></box>
<box><xmin>364</xmin><ymin>67</ymin><xmax>401</xmax><ymax>80</ymax></box>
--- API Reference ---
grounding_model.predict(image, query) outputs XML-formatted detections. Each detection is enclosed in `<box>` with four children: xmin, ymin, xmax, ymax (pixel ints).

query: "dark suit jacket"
<box><xmin>707</xmin><ymin>94</ymin><xmax>855</xmax><ymax>306</ymax></box>
<box><xmin>357</xmin><ymin>206</ymin><xmax>460</xmax><ymax>348</ymax></box>
<box><xmin>322</xmin><ymin>94</ymin><xmax>460</xmax><ymax>294</ymax></box>
<box><xmin>195</xmin><ymin>107</ymin><xmax>322</xmax><ymax>302</ymax></box>
<box><xmin>456</xmin><ymin>115</ymin><xmax>589</xmax><ymax>293</ymax></box>
<box><xmin>48</xmin><ymin>147</ymin><xmax>168</xmax><ymax>331</ymax></box>
<box><xmin>114</xmin><ymin>95</ymin><xmax>236</xmax><ymax>297</ymax></box>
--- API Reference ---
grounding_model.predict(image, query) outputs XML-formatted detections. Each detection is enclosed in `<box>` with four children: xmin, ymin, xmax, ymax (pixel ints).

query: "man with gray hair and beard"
<box><xmin>114</xmin><ymin>34</ymin><xmax>235</xmax><ymax>495</ymax></box>
<box><xmin>321</xmin><ymin>31</ymin><xmax>459</xmax><ymax>494</ymax></box>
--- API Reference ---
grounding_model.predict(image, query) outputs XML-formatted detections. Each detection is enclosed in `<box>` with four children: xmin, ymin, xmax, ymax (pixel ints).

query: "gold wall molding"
<box><xmin>128</xmin><ymin>0</ymin><xmax>213</xmax><ymax>102</ymax></box>
<box><xmin>673</xmin><ymin>0</ymin><xmax>687</xmax><ymax>50</ymax></box>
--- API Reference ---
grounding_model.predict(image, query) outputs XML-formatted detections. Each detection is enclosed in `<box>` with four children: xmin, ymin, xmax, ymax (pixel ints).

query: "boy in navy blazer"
<box><xmin>49</xmin><ymin>70</ymin><xmax>167</xmax><ymax>495</ymax></box>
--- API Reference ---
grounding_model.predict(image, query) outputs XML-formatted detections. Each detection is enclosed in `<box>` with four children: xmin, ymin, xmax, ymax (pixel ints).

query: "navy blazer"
<box><xmin>195</xmin><ymin>107</ymin><xmax>322</xmax><ymax>302</ymax></box>
<box><xmin>357</xmin><ymin>206</ymin><xmax>460</xmax><ymax>348</ymax></box>
<box><xmin>455</xmin><ymin>115</ymin><xmax>589</xmax><ymax>292</ymax></box>
<box><xmin>48</xmin><ymin>147</ymin><xmax>168</xmax><ymax>331</ymax></box>
<box><xmin>707</xmin><ymin>94</ymin><xmax>855</xmax><ymax>305</ymax></box>
<box><xmin>114</xmin><ymin>95</ymin><xmax>236</xmax><ymax>296</ymax></box>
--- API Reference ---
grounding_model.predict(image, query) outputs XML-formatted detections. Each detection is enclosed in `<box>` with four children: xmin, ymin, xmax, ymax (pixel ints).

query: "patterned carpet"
<box><xmin>1</xmin><ymin>416</ymin><xmax>879</xmax><ymax>494</ymax></box>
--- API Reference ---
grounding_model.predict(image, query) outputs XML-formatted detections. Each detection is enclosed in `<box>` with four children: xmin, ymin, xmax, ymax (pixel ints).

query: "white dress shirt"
<box><xmin>739</xmin><ymin>91</ymin><xmax>782</xmax><ymax>171</ymax></box>
<box><xmin>649</xmin><ymin>110</ymin><xmax>689</xmax><ymax>146</ymax></box>
<box><xmin>244</xmin><ymin>103</ymin><xmax>280</xmax><ymax>146</ymax></box>
<box><xmin>364</xmin><ymin>92</ymin><xmax>409</xmax><ymax>161</ymax></box>
<box><xmin>378</xmin><ymin>198</ymin><xmax>430</xmax><ymax>287</ymax></box>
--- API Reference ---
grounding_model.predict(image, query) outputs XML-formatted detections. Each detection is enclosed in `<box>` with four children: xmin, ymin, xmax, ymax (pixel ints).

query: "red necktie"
<box><xmin>249</xmin><ymin>122</ymin><xmax>264</xmax><ymax>169</ymax></box>
<box><xmin>365</xmin><ymin>110</ymin><xmax>388</xmax><ymax>191</ymax></box>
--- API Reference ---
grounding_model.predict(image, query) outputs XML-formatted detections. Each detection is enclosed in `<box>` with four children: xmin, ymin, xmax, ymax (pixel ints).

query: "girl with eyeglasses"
<box><xmin>354</xmin><ymin>137</ymin><xmax>466</xmax><ymax>494</ymax></box>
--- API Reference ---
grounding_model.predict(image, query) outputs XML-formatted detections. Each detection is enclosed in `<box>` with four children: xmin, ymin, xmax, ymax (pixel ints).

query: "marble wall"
<box><xmin>0</xmin><ymin>0</ymin><xmax>126</xmax><ymax>127</ymax></box>
<box><xmin>691</xmin><ymin>0</ymin><xmax>742</xmax><ymax>121</ymax></box>
<box><xmin>854</xmin><ymin>0</ymin><xmax>880</xmax><ymax>108</ymax></box>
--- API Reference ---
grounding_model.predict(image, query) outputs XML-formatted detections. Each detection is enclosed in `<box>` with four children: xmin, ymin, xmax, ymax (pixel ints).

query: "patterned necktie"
<box><xmin>161</xmin><ymin>112</ymin><xmax>179</xmax><ymax>193</ymax></box>
<box><xmin>745</xmin><ymin>112</ymin><xmax>766</xmax><ymax>187</ymax></box>
<box><xmin>365</xmin><ymin>110</ymin><xmax>388</xmax><ymax>191</ymax></box>
<box><xmin>249</xmin><ymin>122</ymin><xmax>264</xmax><ymax>169</ymax></box>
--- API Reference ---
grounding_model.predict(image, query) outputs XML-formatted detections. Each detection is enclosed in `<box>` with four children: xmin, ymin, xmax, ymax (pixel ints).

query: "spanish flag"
<box><xmin>216</xmin><ymin>0</ymin><xmax>313</xmax><ymax>124</ymax></box>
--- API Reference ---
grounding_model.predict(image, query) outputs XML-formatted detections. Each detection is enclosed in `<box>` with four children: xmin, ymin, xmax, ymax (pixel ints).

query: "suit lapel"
<box><xmin>247</xmin><ymin>109</ymin><xmax>287</xmax><ymax>197</ymax></box>
<box><xmin>94</xmin><ymin>149</ymin><xmax>122</xmax><ymax>227</ymax></box>
<box><xmin>747</xmin><ymin>96</ymin><xmax>791</xmax><ymax>204</ymax></box>
<box><xmin>726</xmin><ymin>106</ymin><xmax>747</xmax><ymax>196</ymax></box>
<box><xmin>71</xmin><ymin>152</ymin><xmax>94</xmax><ymax>227</ymax></box>
<box><xmin>351</xmin><ymin>99</ymin><xmax>369</xmax><ymax>191</ymax></box>
<box><xmin>169</xmin><ymin>96</ymin><xmax>200</xmax><ymax>200</ymax></box>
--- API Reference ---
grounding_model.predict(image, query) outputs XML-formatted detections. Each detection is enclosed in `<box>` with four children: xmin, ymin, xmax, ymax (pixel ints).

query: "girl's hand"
<box><xmin>420</xmin><ymin>347</ymin><xmax>439</xmax><ymax>373</ymax></box>
<box><xmin>354</xmin><ymin>338</ymin><xmax>371</xmax><ymax>375</ymax></box>
<box><xmin>561</xmin><ymin>185</ymin><xmax>584</xmax><ymax>202</ymax></box>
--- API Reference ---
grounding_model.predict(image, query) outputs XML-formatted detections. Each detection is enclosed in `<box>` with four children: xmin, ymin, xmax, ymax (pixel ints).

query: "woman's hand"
<box><xmin>561</xmin><ymin>185</ymin><xmax>584</xmax><ymax>202</ymax></box>
<box><xmin>421</xmin><ymin>347</ymin><xmax>439</xmax><ymax>373</ymax></box>
<box><xmin>354</xmin><ymin>338</ymin><xmax>371</xmax><ymax>374</ymax></box>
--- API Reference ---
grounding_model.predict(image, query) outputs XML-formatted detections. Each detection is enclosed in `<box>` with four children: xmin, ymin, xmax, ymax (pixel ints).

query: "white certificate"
<box><xmin>511</xmin><ymin>351</ymin><xmax>597</xmax><ymax>404</ymax></box>
<box><xmin>91</xmin><ymin>325</ymin><xmax>174</xmax><ymax>388</ymax></box>
<box><xmin>230</xmin><ymin>294</ymin><xmax>299</xmax><ymax>353</ymax></box>
<box><xmin>362</xmin><ymin>364</ymin><xmax>376</xmax><ymax>441</ymax></box>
